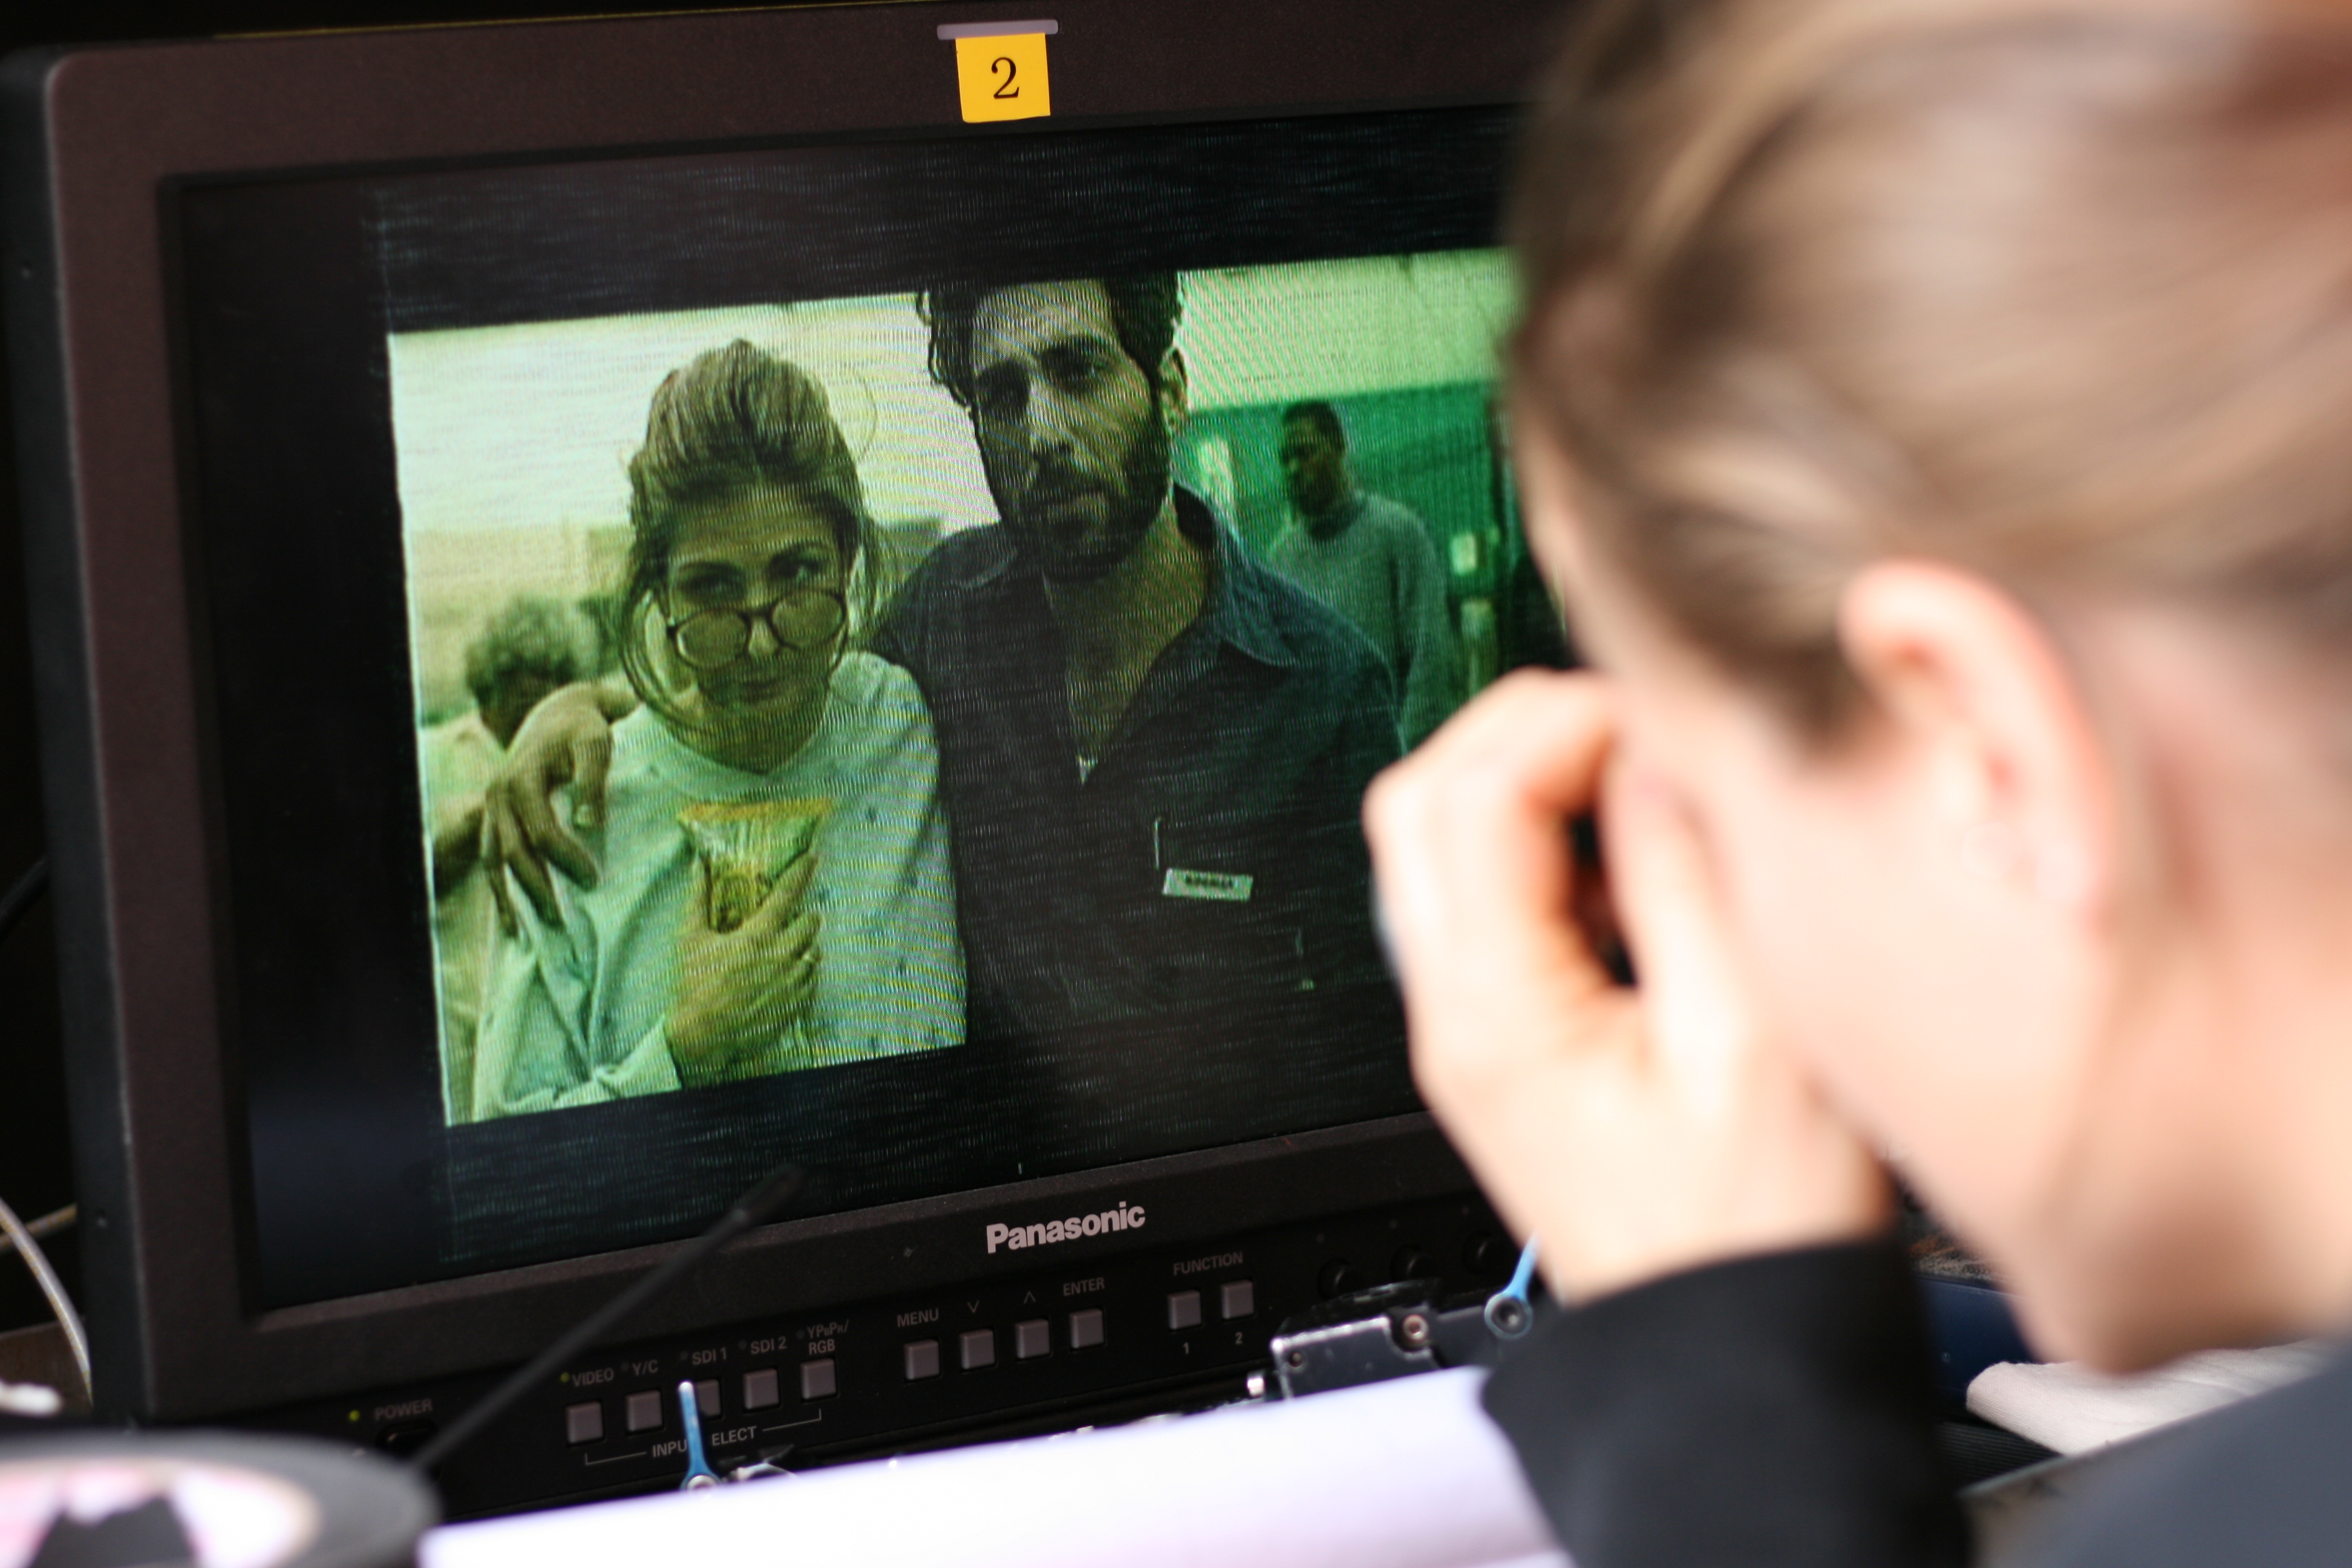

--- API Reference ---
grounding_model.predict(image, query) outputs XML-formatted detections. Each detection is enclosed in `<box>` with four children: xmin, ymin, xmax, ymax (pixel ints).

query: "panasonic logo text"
<box><xmin>986</xmin><ymin>1202</ymin><xmax>1145</xmax><ymax>1254</ymax></box>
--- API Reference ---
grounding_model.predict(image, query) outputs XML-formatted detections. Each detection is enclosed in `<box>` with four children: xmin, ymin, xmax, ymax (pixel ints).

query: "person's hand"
<box><xmin>430</xmin><ymin>793</ymin><xmax>486</xmax><ymax>898</ymax></box>
<box><xmin>667</xmin><ymin>854</ymin><xmax>822</xmax><ymax>1086</ymax></box>
<box><xmin>1363</xmin><ymin>670</ymin><xmax>1890</xmax><ymax>1304</ymax></box>
<box><xmin>481</xmin><ymin>683</ymin><xmax>615</xmax><ymax>930</ymax></box>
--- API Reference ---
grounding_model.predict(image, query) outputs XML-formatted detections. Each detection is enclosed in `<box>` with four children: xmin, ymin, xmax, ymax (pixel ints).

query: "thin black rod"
<box><xmin>409</xmin><ymin>1162</ymin><xmax>805</xmax><ymax>1476</ymax></box>
<box><xmin>0</xmin><ymin>857</ymin><xmax>49</xmax><ymax>947</ymax></box>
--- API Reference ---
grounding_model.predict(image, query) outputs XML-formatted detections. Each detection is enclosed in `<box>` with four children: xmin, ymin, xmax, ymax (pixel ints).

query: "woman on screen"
<box><xmin>470</xmin><ymin>341</ymin><xmax>962</xmax><ymax>1120</ymax></box>
<box><xmin>1365</xmin><ymin>0</ymin><xmax>2352</xmax><ymax>1563</ymax></box>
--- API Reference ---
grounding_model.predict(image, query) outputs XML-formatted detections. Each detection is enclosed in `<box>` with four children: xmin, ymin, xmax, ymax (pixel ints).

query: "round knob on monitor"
<box><xmin>1463</xmin><ymin>1232</ymin><xmax>1514</xmax><ymax>1279</ymax></box>
<box><xmin>1317</xmin><ymin>1260</ymin><xmax>1366</xmax><ymax>1299</ymax></box>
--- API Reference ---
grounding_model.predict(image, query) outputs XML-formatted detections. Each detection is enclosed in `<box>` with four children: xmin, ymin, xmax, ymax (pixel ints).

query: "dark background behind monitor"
<box><xmin>0</xmin><ymin>0</ymin><xmax>977</xmax><ymax>1338</ymax></box>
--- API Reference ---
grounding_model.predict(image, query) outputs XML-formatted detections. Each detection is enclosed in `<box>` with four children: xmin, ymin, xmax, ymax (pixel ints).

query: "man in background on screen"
<box><xmin>1267</xmin><ymin>400</ymin><xmax>1462</xmax><ymax>748</ymax></box>
<box><xmin>423</xmin><ymin>595</ymin><xmax>587</xmax><ymax>1122</ymax></box>
<box><xmin>480</xmin><ymin>276</ymin><xmax>1398</xmax><ymax>1048</ymax></box>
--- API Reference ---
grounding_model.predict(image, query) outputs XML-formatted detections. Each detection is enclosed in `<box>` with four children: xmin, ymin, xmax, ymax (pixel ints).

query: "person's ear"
<box><xmin>1158</xmin><ymin>347</ymin><xmax>1189</xmax><ymax>435</ymax></box>
<box><xmin>1838</xmin><ymin>561</ymin><xmax>2111</xmax><ymax>915</ymax></box>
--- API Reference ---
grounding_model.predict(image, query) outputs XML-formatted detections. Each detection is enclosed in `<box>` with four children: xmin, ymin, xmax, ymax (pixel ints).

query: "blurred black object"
<box><xmin>0</xmin><ymin>1429</ymin><xmax>434</xmax><ymax>1568</ymax></box>
<box><xmin>0</xmin><ymin>855</ymin><xmax>45</xmax><ymax>944</ymax></box>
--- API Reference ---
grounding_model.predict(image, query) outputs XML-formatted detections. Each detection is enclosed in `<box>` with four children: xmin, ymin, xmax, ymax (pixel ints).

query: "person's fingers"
<box><xmin>1370</xmin><ymin>671</ymin><xmax>1609</xmax><ymax>947</ymax></box>
<box><xmin>569</xmin><ymin>731</ymin><xmax>613</xmax><ymax>834</ymax></box>
<box><xmin>479</xmin><ymin>808</ymin><xmax>517</xmax><ymax>935</ymax></box>
<box><xmin>682</xmin><ymin>858</ymin><xmax>714</xmax><ymax>941</ymax></box>
<box><xmin>779</xmin><ymin>853</ymin><xmax>818</xmax><ymax>915</ymax></box>
<box><xmin>1366</xmin><ymin>671</ymin><xmax>1620</xmax><ymax>1003</ymax></box>
<box><xmin>782</xmin><ymin>945</ymin><xmax>818</xmax><ymax>1010</ymax></box>
<box><xmin>1600</xmin><ymin>763</ymin><xmax>1751</xmax><ymax>1106</ymax></box>
<box><xmin>770</xmin><ymin>909</ymin><xmax>821</xmax><ymax>964</ymax></box>
<box><xmin>753</xmin><ymin>922</ymin><xmax>817</xmax><ymax>1021</ymax></box>
<box><xmin>484</xmin><ymin>786</ymin><xmax>563</xmax><ymax>929</ymax></box>
<box><xmin>518</xmin><ymin>775</ymin><xmax>598</xmax><ymax>894</ymax></box>
<box><xmin>506</xmin><ymin>820</ymin><xmax>563</xmax><ymax>926</ymax></box>
<box><xmin>745</xmin><ymin>855</ymin><xmax>820</xmax><ymax>939</ymax></box>
<box><xmin>492</xmin><ymin>722</ymin><xmax>593</xmax><ymax>895</ymax></box>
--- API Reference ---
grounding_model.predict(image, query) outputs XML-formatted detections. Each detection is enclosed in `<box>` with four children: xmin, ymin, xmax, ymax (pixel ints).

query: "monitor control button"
<box><xmin>1068</xmin><ymin>1308</ymin><xmax>1105</xmax><ymax>1350</ymax></box>
<box><xmin>904</xmin><ymin>1340</ymin><xmax>941</xmax><ymax>1381</ymax></box>
<box><xmin>564</xmin><ymin>1402</ymin><xmax>604</xmax><ymax>1445</ymax></box>
<box><xmin>1464</xmin><ymin>1232</ymin><xmax>1514</xmax><ymax>1279</ymax></box>
<box><xmin>1220</xmin><ymin>1280</ymin><xmax>1255</xmax><ymax>1320</ymax></box>
<box><xmin>694</xmin><ymin>1379</ymin><xmax>720</xmax><ymax>1417</ymax></box>
<box><xmin>624</xmin><ymin>1390</ymin><xmax>662</xmax><ymax>1433</ymax></box>
<box><xmin>374</xmin><ymin>1420</ymin><xmax>436</xmax><ymax>1457</ymax></box>
<box><xmin>742</xmin><ymin>1368</ymin><xmax>780</xmax><ymax>1410</ymax></box>
<box><xmin>800</xmin><ymin>1359</ymin><xmax>838</xmax><ymax>1400</ymax></box>
<box><xmin>960</xmin><ymin>1328</ymin><xmax>996</xmax><ymax>1371</ymax></box>
<box><xmin>1318</xmin><ymin>1260</ymin><xmax>1365</xmax><ymax>1298</ymax></box>
<box><xmin>1014</xmin><ymin>1319</ymin><xmax>1051</xmax><ymax>1360</ymax></box>
<box><xmin>1166</xmin><ymin>1290</ymin><xmax>1203</xmax><ymax>1330</ymax></box>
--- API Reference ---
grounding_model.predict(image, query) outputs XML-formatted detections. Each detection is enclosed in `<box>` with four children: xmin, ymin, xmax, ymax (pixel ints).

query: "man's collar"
<box><xmin>960</xmin><ymin>529</ymin><xmax>1025</xmax><ymax>590</ymax></box>
<box><xmin>1302</xmin><ymin>487</ymin><xmax>1365</xmax><ymax>542</ymax></box>
<box><xmin>1177</xmin><ymin>488</ymin><xmax>1296</xmax><ymax>671</ymax></box>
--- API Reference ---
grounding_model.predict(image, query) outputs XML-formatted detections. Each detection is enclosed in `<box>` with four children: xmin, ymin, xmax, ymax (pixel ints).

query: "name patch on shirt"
<box><xmin>1162</xmin><ymin>868</ymin><xmax>1253</xmax><ymax>903</ymax></box>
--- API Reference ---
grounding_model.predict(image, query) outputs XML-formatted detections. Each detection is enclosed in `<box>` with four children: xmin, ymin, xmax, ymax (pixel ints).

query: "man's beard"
<box><xmin>998</xmin><ymin>407</ymin><xmax>1173</xmax><ymax>585</ymax></box>
<box><xmin>1286</xmin><ymin>467</ymin><xmax>1344</xmax><ymax>526</ymax></box>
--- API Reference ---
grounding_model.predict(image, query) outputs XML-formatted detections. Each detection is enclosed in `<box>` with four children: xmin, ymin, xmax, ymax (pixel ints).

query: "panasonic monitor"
<box><xmin>4</xmin><ymin>0</ymin><xmax>1569</xmax><ymax>1515</ymax></box>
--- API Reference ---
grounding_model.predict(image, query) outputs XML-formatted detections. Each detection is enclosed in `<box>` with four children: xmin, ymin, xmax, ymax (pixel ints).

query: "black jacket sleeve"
<box><xmin>1481</xmin><ymin>1237</ymin><xmax>1967</xmax><ymax>1568</ymax></box>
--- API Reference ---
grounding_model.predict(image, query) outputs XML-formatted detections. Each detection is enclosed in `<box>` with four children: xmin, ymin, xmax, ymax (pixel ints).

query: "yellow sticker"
<box><xmin>943</xmin><ymin>22</ymin><xmax>1054</xmax><ymax>123</ymax></box>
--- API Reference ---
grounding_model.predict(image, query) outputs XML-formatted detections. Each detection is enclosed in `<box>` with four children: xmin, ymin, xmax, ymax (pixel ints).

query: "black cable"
<box><xmin>0</xmin><ymin>857</ymin><xmax>48</xmax><ymax>948</ymax></box>
<box><xmin>408</xmin><ymin>1161</ymin><xmax>806</xmax><ymax>1476</ymax></box>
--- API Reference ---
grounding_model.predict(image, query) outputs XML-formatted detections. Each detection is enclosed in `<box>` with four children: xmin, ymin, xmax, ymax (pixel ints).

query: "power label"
<box><xmin>939</xmin><ymin>20</ymin><xmax>1056</xmax><ymax>123</ymax></box>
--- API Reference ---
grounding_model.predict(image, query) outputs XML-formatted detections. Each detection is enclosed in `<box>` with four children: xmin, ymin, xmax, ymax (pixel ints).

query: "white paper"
<box><xmin>425</xmin><ymin>1367</ymin><xmax>1567</xmax><ymax>1568</ymax></box>
<box><xmin>1968</xmin><ymin>1341</ymin><xmax>2333</xmax><ymax>1455</ymax></box>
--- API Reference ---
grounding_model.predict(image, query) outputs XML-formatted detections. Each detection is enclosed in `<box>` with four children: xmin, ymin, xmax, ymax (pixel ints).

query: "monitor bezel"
<box><xmin>2</xmin><ymin>0</ymin><xmax>1553</xmax><ymax>1422</ymax></box>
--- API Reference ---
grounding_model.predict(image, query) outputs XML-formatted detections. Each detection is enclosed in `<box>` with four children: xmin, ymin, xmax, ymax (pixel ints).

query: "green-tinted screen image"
<box><xmin>387</xmin><ymin>250</ymin><xmax>1559</xmax><ymax>1132</ymax></box>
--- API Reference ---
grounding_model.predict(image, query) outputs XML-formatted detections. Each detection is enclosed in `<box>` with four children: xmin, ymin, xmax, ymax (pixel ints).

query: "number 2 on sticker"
<box><xmin>947</xmin><ymin>27</ymin><xmax>1052</xmax><ymax>123</ymax></box>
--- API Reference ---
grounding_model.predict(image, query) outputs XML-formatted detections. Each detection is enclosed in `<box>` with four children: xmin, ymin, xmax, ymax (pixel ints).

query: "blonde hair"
<box><xmin>1511</xmin><ymin>0</ymin><xmax>2352</xmax><ymax>734</ymax></box>
<box><xmin>619</xmin><ymin>341</ymin><xmax>887</xmax><ymax>722</ymax></box>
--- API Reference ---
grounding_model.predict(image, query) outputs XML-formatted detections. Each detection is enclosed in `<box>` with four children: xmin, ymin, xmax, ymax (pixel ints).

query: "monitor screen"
<box><xmin>172</xmin><ymin>103</ymin><xmax>1548</xmax><ymax>1309</ymax></box>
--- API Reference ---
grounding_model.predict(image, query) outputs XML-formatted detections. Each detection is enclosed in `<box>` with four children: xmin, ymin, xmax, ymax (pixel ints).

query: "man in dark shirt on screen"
<box><xmin>483</xmin><ymin>274</ymin><xmax>1397</xmax><ymax>1044</ymax></box>
<box><xmin>886</xmin><ymin>275</ymin><xmax>1397</xmax><ymax>1040</ymax></box>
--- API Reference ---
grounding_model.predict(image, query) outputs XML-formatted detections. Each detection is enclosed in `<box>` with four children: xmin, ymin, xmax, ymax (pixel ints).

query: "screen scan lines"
<box><xmin>396</xmin><ymin>252</ymin><xmax>1519</xmax><ymax>1131</ymax></box>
